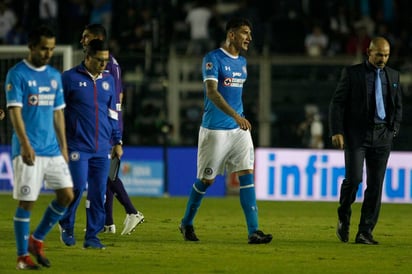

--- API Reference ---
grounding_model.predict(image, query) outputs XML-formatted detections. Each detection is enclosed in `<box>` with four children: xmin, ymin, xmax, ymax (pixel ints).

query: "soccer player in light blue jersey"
<box><xmin>5</xmin><ymin>25</ymin><xmax>74</xmax><ymax>270</ymax></box>
<box><xmin>179</xmin><ymin>17</ymin><xmax>272</xmax><ymax>244</ymax></box>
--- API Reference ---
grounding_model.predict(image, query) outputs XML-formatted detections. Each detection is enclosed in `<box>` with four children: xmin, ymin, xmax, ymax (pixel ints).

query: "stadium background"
<box><xmin>1</xmin><ymin>0</ymin><xmax>412</xmax><ymax>201</ymax></box>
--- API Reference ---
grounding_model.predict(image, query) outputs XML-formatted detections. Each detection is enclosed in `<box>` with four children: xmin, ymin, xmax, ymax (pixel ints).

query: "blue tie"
<box><xmin>375</xmin><ymin>69</ymin><xmax>386</xmax><ymax>119</ymax></box>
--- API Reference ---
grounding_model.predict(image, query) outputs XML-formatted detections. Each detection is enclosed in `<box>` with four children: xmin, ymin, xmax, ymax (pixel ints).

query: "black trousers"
<box><xmin>338</xmin><ymin>125</ymin><xmax>393</xmax><ymax>234</ymax></box>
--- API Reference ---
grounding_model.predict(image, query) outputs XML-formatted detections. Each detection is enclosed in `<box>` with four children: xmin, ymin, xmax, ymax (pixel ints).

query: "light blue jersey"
<box><xmin>5</xmin><ymin>60</ymin><xmax>65</xmax><ymax>158</ymax></box>
<box><xmin>201</xmin><ymin>48</ymin><xmax>247</xmax><ymax>129</ymax></box>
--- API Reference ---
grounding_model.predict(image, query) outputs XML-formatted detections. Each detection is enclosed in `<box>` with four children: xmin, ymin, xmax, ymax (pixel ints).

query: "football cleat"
<box><xmin>59</xmin><ymin>225</ymin><xmax>76</xmax><ymax>246</ymax></box>
<box><xmin>83</xmin><ymin>239</ymin><xmax>106</xmax><ymax>249</ymax></box>
<box><xmin>248</xmin><ymin>230</ymin><xmax>273</xmax><ymax>244</ymax></box>
<box><xmin>16</xmin><ymin>255</ymin><xmax>40</xmax><ymax>270</ymax></box>
<box><xmin>28</xmin><ymin>235</ymin><xmax>50</xmax><ymax>267</ymax></box>
<box><xmin>121</xmin><ymin>212</ymin><xmax>145</xmax><ymax>235</ymax></box>
<box><xmin>179</xmin><ymin>223</ymin><xmax>199</xmax><ymax>241</ymax></box>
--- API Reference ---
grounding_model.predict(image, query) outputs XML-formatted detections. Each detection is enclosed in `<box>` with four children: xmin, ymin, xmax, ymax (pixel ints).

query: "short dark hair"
<box><xmin>28</xmin><ymin>25</ymin><xmax>55</xmax><ymax>47</ymax></box>
<box><xmin>86</xmin><ymin>39</ymin><xmax>109</xmax><ymax>56</ymax></box>
<box><xmin>225</xmin><ymin>17</ymin><xmax>252</xmax><ymax>33</ymax></box>
<box><xmin>84</xmin><ymin>23</ymin><xmax>107</xmax><ymax>40</ymax></box>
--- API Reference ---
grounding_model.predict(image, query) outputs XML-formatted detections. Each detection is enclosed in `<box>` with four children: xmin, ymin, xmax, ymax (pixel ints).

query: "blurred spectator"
<box><xmin>296</xmin><ymin>104</ymin><xmax>324</xmax><ymax>149</ymax></box>
<box><xmin>304</xmin><ymin>24</ymin><xmax>328</xmax><ymax>56</ymax></box>
<box><xmin>119</xmin><ymin>7</ymin><xmax>153</xmax><ymax>59</ymax></box>
<box><xmin>0</xmin><ymin>0</ymin><xmax>17</xmax><ymax>44</ymax></box>
<box><xmin>59</xmin><ymin>0</ymin><xmax>91</xmax><ymax>46</ymax></box>
<box><xmin>270</xmin><ymin>5</ymin><xmax>305</xmax><ymax>53</ymax></box>
<box><xmin>89</xmin><ymin>0</ymin><xmax>112</xmax><ymax>39</ymax></box>
<box><xmin>345</xmin><ymin>25</ymin><xmax>371</xmax><ymax>58</ymax></box>
<box><xmin>39</xmin><ymin>0</ymin><xmax>59</xmax><ymax>36</ymax></box>
<box><xmin>5</xmin><ymin>19</ymin><xmax>27</xmax><ymax>45</ymax></box>
<box><xmin>185</xmin><ymin>0</ymin><xmax>215</xmax><ymax>56</ymax></box>
<box><xmin>9</xmin><ymin>0</ymin><xmax>35</xmax><ymax>31</ymax></box>
<box><xmin>327</xmin><ymin>4</ymin><xmax>351</xmax><ymax>55</ymax></box>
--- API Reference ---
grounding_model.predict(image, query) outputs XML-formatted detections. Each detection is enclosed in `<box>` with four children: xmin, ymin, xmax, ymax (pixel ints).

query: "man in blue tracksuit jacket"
<box><xmin>59</xmin><ymin>39</ymin><xmax>123</xmax><ymax>249</ymax></box>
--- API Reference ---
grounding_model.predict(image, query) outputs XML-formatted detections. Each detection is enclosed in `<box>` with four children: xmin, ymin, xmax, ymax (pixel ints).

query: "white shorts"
<box><xmin>12</xmin><ymin>155</ymin><xmax>73</xmax><ymax>201</ymax></box>
<box><xmin>197</xmin><ymin>127</ymin><xmax>254</xmax><ymax>180</ymax></box>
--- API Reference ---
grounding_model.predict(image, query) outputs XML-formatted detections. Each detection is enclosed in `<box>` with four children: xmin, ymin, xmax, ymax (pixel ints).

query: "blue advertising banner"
<box><xmin>255</xmin><ymin>148</ymin><xmax>412</xmax><ymax>203</ymax></box>
<box><xmin>0</xmin><ymin>145</ymin><xmax>226</xmax><ymax>197</ymax></box>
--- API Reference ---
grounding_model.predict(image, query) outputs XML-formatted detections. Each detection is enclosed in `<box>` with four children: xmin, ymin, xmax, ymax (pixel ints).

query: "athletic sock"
<box><xmin>105</xmin><ymin>180</ymin><xmax>115</xmax><ymax>225</ymax></box>
<box><xmin>14</xmin><ymin>207</ymin><xmax>30</xmax><ymax>256</ymax></box>
<box><xmin>182</xmin><ymin>179</ymin><xmax>209</xmax><ymax>226</ymax></box>
<box><xmin>33</xmin><ymin>200</ymin><xmax>67</xmax><ymax>240</ymax></box>
<box><xmin>239</xmin><ymin>173</ymin><xmax>259</xmax><ymax>235</ymax></box>
<box><xmin>112</xmin><ymin>178</ymin><xmax>137</xmax><ymax>214</ymax></box>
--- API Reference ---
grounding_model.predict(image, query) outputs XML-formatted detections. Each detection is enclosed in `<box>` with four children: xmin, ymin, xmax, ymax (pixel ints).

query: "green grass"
<box><xmin>0</xmin><ymin>193</ymin><xmax>411</xmax><ymax>273</ymax></box>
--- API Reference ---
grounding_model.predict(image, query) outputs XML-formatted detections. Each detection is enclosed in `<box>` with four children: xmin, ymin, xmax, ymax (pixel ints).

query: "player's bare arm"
<box><xmin>54</xmin><ymin>109</ymin><xmax>69</xmax><ymax>162</ymax></box>
<box><xmin>205</xmin><ymin>80</ymin><xmax>251</xmax><ymax>130</ymax></box>
<box><xmin>8</xmin><ymin>106</ymin><xmax>35</xmax><ymax>165</ymax></box>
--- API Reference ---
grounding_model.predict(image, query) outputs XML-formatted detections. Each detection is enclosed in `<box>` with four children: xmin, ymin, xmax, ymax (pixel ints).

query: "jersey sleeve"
<box><xmin>202</xmin><ymin>52</ymin><xmax>219</xmax><ymax>82</ymax></box>
<box><xmin>5</xmin><ymin>69</ymin><xmax>23</xmax><ymax>108</ymax></box>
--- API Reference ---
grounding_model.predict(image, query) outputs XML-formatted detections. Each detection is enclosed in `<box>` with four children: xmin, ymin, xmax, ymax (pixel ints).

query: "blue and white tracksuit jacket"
<box><xmin>59</xmin><ymin>62</ymin><xmax>121</xmax><ymax>243</ymax></box>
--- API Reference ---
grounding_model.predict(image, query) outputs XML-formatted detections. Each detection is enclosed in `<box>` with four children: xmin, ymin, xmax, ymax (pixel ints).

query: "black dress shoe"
<box><xmin>336</xmin><ymin>221</ymin><xmax>349</xmax><ymax>242</ymax></box>
<box><xmin>355</xmin><ymin>232</ymin><xmax>378</xmax><ymax>245</ymax></box>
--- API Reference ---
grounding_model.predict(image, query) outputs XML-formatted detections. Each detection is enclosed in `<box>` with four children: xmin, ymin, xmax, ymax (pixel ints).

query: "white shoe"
<box><xmin>121</xmin><ymin>212</ymin><xmax>145</xmax><ymax>235</ymax></box>
<box><xmin>103</xmin><ymin>224</ymin><xmax>116</xmax><ymax>234</ymax></box>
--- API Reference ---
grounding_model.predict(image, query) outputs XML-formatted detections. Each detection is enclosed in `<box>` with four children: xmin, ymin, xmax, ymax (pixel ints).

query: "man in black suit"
<box><xmin>329</xmin><ymin>37</ymin><xmax>402</xmax><ymax>245</ymax></box>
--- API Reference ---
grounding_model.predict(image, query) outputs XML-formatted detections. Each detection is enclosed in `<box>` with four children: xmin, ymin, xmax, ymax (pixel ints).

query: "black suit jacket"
<box><xmin>329</xmin><ymin>62</ymin><xmax>403</xmax><ymax>148</ymax></box>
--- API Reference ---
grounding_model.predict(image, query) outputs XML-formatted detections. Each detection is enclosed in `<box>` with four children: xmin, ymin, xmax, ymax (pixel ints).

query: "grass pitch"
<box><xmin>0</xmin><ymin>193</ymin><xmax>411</xmax><ymax>273</ymax></box>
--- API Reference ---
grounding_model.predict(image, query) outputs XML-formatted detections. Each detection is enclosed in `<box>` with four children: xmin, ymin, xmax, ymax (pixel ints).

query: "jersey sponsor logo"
<box><xmin>28</xmin><ymin>94</ymin><xmax>39</xmax><ymax>105</ymax></box>
<box><xmin>79</xmin><ymin>81</ymin><xmax>87</xmax><ymax>87</ymax></box>
<box><xmin>28</xmin><ymin>94</ymin><xmax>56</xmax><ymax>106</ymax></box>
<box><xmin>38</xmin><ymin>86</ymin><xmax>51</xmax><ymax>93</ymax></box>
<box><xmin>20</xmin><ymin>185</ymin><xmax>31</xmax><ymax>196</ymax></box>
<box><xmin>223</xmin><ymin>77</ymin><xmax>245</xmax><ymax>87</ymax></box>
<box><xmin>205</xmin><ymin>62</ymin><xmax>213</xmax><ymax>70</ymax></box>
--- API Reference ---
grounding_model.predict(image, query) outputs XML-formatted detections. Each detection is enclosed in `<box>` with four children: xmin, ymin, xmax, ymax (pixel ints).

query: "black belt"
<box><xmin>370</xmin><ymin>124</ymin><xmax>387</xmax><ymax>130</ymax></box>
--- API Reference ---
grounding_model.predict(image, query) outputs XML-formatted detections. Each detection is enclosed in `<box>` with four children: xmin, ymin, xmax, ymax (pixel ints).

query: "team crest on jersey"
<box><xmin>20</xmin><ymin>185</ymin><xmax>31</xmax><ymax>196</ymax></box>
<box><xmin>102</xmin><ymin>81</ymin><xmax>110</xmax><ymax>91</ymax></box>
<box><xmin>6</xmin><ymin>83</ymin><xmax>12</xmax><ymax>91</ymax></box>
<box><xmin>204</xmin><ymin>167</ymin><xmax>213</xmax><ymax>176</ymax></box>
<box><xmin>205</xmin><ymin>62</ymin><xmax>213</xmax><ymax>70</ymax></box>
<box><xmin>51</xmin><ymin>79</ymin><xmax>58</xmax><ymax>89</ymax></box>
<box><xmin>28</xmin><ymin>94</ymin><xmax>39</xmax><ymax>105</ymax></box>
<box><xmin>70</xmin><ymin>151</ymin><xmax>80</xmax><ymax>161</ymax></box>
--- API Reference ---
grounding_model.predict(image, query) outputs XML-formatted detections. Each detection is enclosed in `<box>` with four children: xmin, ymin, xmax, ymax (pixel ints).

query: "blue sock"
<box><xmin>182</xmin><ymin>179</ymin><xmax>209</xmax><ymax>226</ymax></box>
<box><xmin>33</xmin><ymin>200</ymin><xmax>67</xmax><ymax>241</ymax></box>
<box><xmin>239</xmin><ymin>173</ymin><xmax>259</xmax><ymax>235</ymax></box>
<box><xmin>14</xmin><ymin>207</ymin><xmax>30</xmax><ymax>256</ymax></box>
